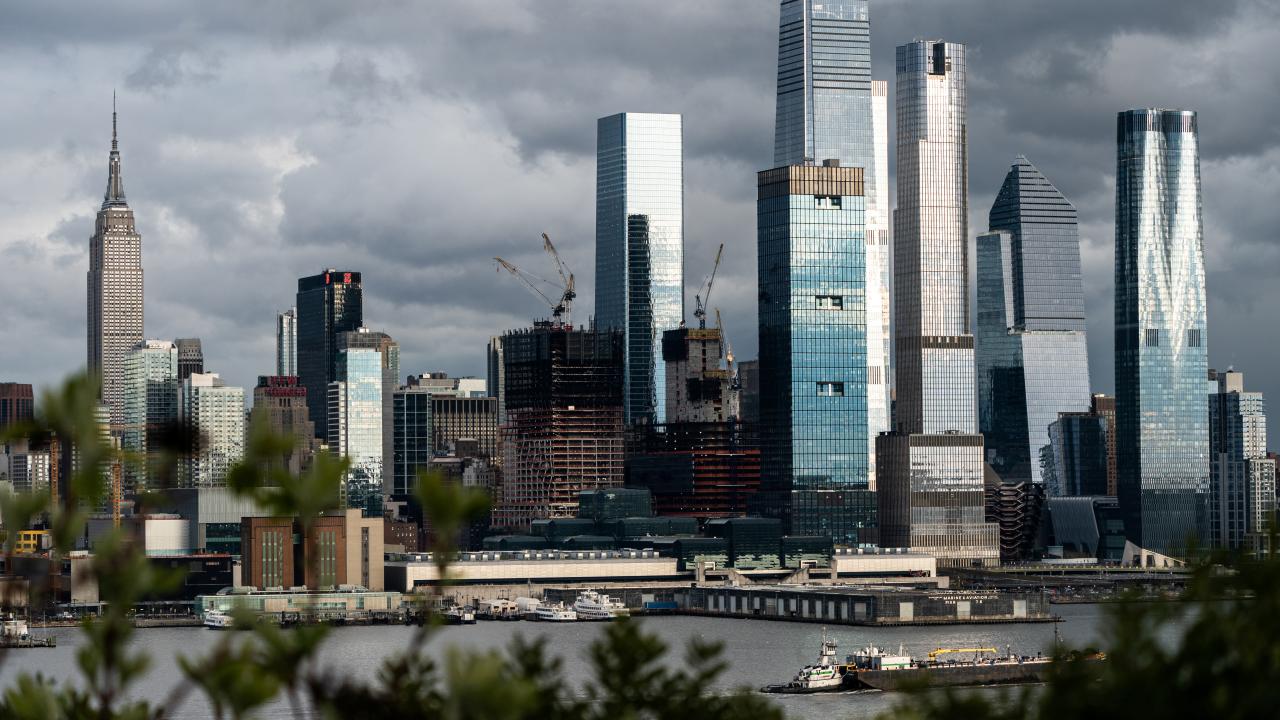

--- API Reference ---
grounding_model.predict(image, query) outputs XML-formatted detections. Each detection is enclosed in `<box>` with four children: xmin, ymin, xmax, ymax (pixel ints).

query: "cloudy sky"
<box><xmin>2</xmin><ymin>0</ymin><xmax>1277</xmax><ymax>444</ymax></box>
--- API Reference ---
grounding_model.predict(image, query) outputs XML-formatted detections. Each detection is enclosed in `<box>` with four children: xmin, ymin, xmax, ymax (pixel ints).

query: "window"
<box><xmin>1145</xmin><ymin>329</ymin><xmax>1160</xmax><ymax>347</ymax></box>
<box><xmin>816</xmin><ymin>295</ymin><xmax>844</xmax><ymax>310</ymax></box>
<box><xmin>815</xmin><ymin>195</ymin><xmax>841</xmax><ymax>209</ymax></box>
<box><xmin>817</xmin><ymin>382</ymin><xmax>845</xmax><ymax>397</ymax></box>
<box><xmin>1187</xmin><ymin>329</ymin><xmax>1201</xmax><ymax>348</ymax></box>
<box><xmin>869</xmin><ymin>366</ymin><xmax>882</xmax><ymax>384</ymax></box>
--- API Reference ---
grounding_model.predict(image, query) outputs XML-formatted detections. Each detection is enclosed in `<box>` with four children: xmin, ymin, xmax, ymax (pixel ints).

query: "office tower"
<box><xmin>276</xmin><ymin>308</ymin><xmax>297</xmax><ymax>377</ymax></box>
<box><xmin>250</xmin><ymin>376</ymin><xmax>316</xmax><ymax>477</ymax></box>
<box><xmin>736</xmin><ymin>360</ymin><xmax>760</xmax><ymax>425</ymax></box>
<box><xmin>773</xmin><ymin>1</ymin><xmax>890</xmax><ymax>486</ymax></box>
<box><xmin>486</xmin><ymin>337</ymin><xmax>505</xmax><ymax>426</ymax></box>
<box><xmin>0</xmin><ymin>383</ymin><xmax>34</xmax><ymax>430</ymax></box>
<box><xmin>431</xmin><ymin>396</ymin><xmax>497</xmax><ymax>459</ymax></box>
<box><xmin>1208</xmin><ymin>369</ymin><xmax>1275</xmax><ymax>550</ymax></box>
<box><xmin>1043</xmin><ymin>412</ymin><xmax>1110</xmax><ymax>497</ymax></box>
<box><xmin>1115</xmin><ymin>108</ymin><xmax>1209</xmax><ymax>555</ymax></box>
<box><xmin>976</xmin><ymin>156</ymin><xmax>1091</xmax><ymax>487</ymax></box>
<box><xmin>296</xmin><ymin>270</ymin><xmax>363</xmax><ymax>441</ymax></box>
<box><xmin>122</xmin><ymin>340</ymin><xmax>178</xmax><ymax>491</ymax></box>
<box><xmin>757</xmin><ymin>163</ymin><xmax>872</xmax><ymax>543</ymax></box>
<box><xmin>88</xmin><ymin>102</ymin><xmax>144</xmax><ymax>427</ymax></box>
<box><xmin>494</xmin><ymin>322</ymin><xmax>624</xmax><ymax>529</ymax></box>
<box><xmin>329</xmin><ymin>344</ymin><xmax>384</xmax><ymax>516</ymax></box>
<box><xmin>595</xmin><ymin>112</ymin><xmax>683</xmax><ymax>425</ymax></box>
<box><xmin>179</xmin><ymin>373</ymin><xmax>245</xmax><ymax>488</ymax></box>
<box><xmin>391</xmin><ymin>374</ymin><xmax>496</xmax><ymax>499</ymax></box>
<box><xmin>1091</xmin><ymin>394</ymin><xmax>1118</xmax><ymax>496</ymax></box>
<box><xmin>391</xmin><ymin>382</ymin><xmax>433</xmax><ymax>499</ymax></box>
<box><xmin>336</xmin><ymin>328</ymin><xmax>398</xmax><ymax>487</ymax></box>
<box><xmin>876</xmin><ymin>40</ymin><xmax>999</xmax><ymax>565</ymax></box>
<box><xmin>174</xmin><ymin>338</ymin><xmax>204</xmax><ymax>380</ymax></box>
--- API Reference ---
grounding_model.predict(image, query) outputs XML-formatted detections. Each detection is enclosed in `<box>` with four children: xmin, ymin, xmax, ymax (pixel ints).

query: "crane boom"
<box><xmin>694</xmin><ymin>243</ymin><xmax>725</xmax><ymax>329</ymax></box>
<box><xmin>494</xmin><ymin>256</ymin><xmax>563</xmax><ymax>318</ymax></box>
<box><xmin>541</xmin><ymin>233</ymin><xmax>576</xmax><ymax>326</ymax></box>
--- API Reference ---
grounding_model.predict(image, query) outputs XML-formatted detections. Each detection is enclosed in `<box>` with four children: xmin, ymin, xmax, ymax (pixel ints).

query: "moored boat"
<box><xmin>443</xmin><ymin>605</ymin><xmax>477</xmax><ymax>625</ymax></box>
<box><xmin>572</xmin><ymin>590</ymin><xmax>630</xmax><ymax>620</ymax></box>
<box><xmin>533</xmin><ymin>602</ymin><xmax>578</xmax><ymax>622</ymax></box>
<box><xmin>202</xmin><ymin>609</ymin><xmax>235</xmax><ymax>630</ymax></box>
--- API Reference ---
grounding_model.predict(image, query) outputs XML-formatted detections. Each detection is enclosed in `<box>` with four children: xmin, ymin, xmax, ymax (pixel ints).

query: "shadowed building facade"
<box><xmin>296</xmin><ymin>270</ymin><xmax>363</xmax><ymax>443</ymax></box>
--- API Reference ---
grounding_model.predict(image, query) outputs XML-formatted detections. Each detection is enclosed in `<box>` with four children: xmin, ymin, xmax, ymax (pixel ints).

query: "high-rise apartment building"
<box><xmin>1115</xmin><ymin>108</ymin><xmax>1210</xmax><ymax>556</ymax></box>
<box><xmin>88</xmin><ymin>103</ymin><xmax>144</xmax><ymax>427</ymax></box>
<box><xmin>976</xmin><ymin>156</ymin><xmax>1091</xmax><ymax>488</ymax></box>
<box><xmin>179</xmin><ymin>373</ymin><xmax>245</xmax><ymax>488</ymax></box>
<box><xmin>757</xmin><ymin>163</ymin><xmax>872</xmax><ymax>543</ymax></box>
<box><xmin>595</xmin><ymin>112</ymin><xmax>683</xmax><ymax>425</ymax></box>
<box><xmin>390</xmin><ymin>374</ymin><xmax>494</xmax><ymax>500</ymax></box>
<box><xmin>0</xmin><ymin>383</ymin><xmax>34</xmax><ymax>430</ymax></box>
<box><xmin>122</xmin><ymin>340</ymin><xmax>178</xmax><ymax>492</ymax></box>
<box><xmin>494</xmin><ymin>322</ymin><xmax>624</xmax><ymax>529</ymax></box>
<box><xmin>486</xmin><ymin>337</ymin><xmax>505</xmax><ymax>426</ymax></box>
<box><xmin>174</xmin><ymin>338</ymin><xmax>204</xmax><ymax>380</ymax></box>
<box><xmin>276</xmin><ymin>308</ymin><xmax>297</xmax><ymax>377</ymax></box>
<box><xmin>328</xmin><ymin>344</ymin><xmax>384</xmax><ymax>516</ymax></box>
<box><xmin>296</xmin><ymin>270</ymin><xmax>363</xmax><ymax>442</ymax></box>
<box><xmin>876</xmin><ymin>40</ymin><xmax>999</xmax><ymax>566</ymax></box>
<box><xmin>773</xmin><ymin>0</ymin><xmax>890</xmax><ymax>487</ymax></box>
<box><xmin>250</xmin><ymin>376</ymin><xmax>316</xmax><ymax>477</ymax></box>
<box><xmin>336</xmin><ymin>328</ymin><xmax>398</xmax><ymax>487</ymax></box>
<box><xmin>1208</xmin><ymin>369</ymin><xmax>1274</xmax><ymax>550</ymax></box>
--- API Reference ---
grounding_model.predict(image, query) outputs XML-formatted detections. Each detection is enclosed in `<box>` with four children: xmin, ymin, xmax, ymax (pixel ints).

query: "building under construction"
<box><xmin>494</xmin><ymin>322</ymin><xmax>625</xmax><ymax>530</ymax></box>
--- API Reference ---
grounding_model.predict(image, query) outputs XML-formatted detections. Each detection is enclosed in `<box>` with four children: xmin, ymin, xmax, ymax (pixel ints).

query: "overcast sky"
<box><xmin>2</xmin><ymin>1</ymin><xmax>1277</xmax><ymax>445</ymax></box>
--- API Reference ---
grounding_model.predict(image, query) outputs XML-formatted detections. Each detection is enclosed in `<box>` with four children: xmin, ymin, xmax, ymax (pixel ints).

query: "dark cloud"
<box><xmin>1</xmin><ymin>0</ymin><xmax>1277</xmax><ymax>446</ymax></box>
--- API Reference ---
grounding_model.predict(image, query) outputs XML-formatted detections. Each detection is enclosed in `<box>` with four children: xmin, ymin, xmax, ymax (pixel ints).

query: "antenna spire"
<box><xmin>112</xmin><ymin>91</ymin><xmax>118</xmax><ymax>151</ymax></box>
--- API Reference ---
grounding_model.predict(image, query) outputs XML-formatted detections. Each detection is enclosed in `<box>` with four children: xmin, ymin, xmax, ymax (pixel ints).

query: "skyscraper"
<box><xmin>1207</xmin><ymin>369</ymin><xmax>1274</xmax><ymax>550</ymax></box>
<box><xmin>179</xmin><ymin>373</ymin><xmax>245</xmax><ymax>488</ymax></box>
<box><xmin>1114</xmin><ymin>108</ymin><xmax>1209</xmax><ymax>556</ymax></box>
<box><xmin>0</xmin><ymin>383</ymin><xmax>34</xmax><ymax>431</ymax></box>
<box><xmin>876</xmin><ymin>40</ymin><xmax>999</xmax><ymax>565</ymax></box>
<box><xmin>250</xmin><ymin>376</ymin><xmax>316</xmax><ymax>477</ymax></box>
<box><xmin>328</xmin><ymin>344</ymin><xmax>385</xmax><ymax>517</ymax></box>
<box><xmin>976</xmin><ymin>156</ymin><xmax>1091</xmax><ymax>488</ymax></box>
<box><xmin>88</xmin><ymin>100</ymin><xmax>143</xmax><ymax>427</ymax></box>
<box><xmin>595</xmin><ymin>112</ymin><xmax>683</xmax><ymax>425</ymax></box>
<box><xmin>757</xmin><ymin>163</ymin><xmax>872</xmax><ymax>543</ymax></box>
<box><xmin>296</xmin><ymin>270</ymin><xmax>363</xmax><ymax>441</ymax></box>
<box><xmin>175</xmin><ymin>338</ymin><xmax>204</xmax><ymax>380</ymax></box>
<box><xmin>336</xmin><ymin>327</ymin><xmax>398</xmax><ymax>492</ymax></box>
<box><xmin>277</xmin><ymin>308</ymin><xmax>297</xmax><ymax>377</ymax></box>
<box><xmin>772</xmin><ymin>0</ymin><xmax>890</xmax><ymax>486</ymax></box>
<box><xmin>122</xmin><ymin>339</ymin><xmax>178</xmax><ymax>492</ymax></box>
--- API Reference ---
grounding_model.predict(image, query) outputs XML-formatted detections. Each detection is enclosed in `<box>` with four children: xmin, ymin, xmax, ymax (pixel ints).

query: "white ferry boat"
<box><xmin>572</xmin><ymin>590</ymin><xmax>630</xmax><ymax>620</ymax></box>
<box><xmin>203</xmin><ymin>609</ymin><xmax>235</xmax><ymax>630</ymax></box>
<box><xmin>443</xmin><ymin>605</ymin><xmax>477</xmax><ymax>625</ymax></box>
<box><xmin>533</xmin><ymin>603</ymin><xmax>578</xmax><ymax>622</ymax></box>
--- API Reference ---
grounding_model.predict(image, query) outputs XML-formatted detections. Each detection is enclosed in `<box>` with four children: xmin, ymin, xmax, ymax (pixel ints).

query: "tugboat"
<box><xmin>760</xmin><ymin>630</ymin><xmax>846</xmax><ymax>694</ymax></box>
<box><xmin>0</xmin><ymin>616</ymin><xmax>55</xmax><ymax>648</ymax></box>
<box><xmin>532</xmin><ymin>602</ymin><xmax>578</xmax><ymax>622</ymax></box>
<box><xmin>572</xmin><ymin>590</ymin><xmax>630</xmax><ymax>620</ymax></box>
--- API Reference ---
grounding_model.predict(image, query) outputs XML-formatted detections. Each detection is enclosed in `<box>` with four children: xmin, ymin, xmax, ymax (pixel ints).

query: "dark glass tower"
<box><xmin>296</xmin><ymin>270</ymin><xmax>363</xmax><ymax>441</ymax></box>
<box><xmin>1114</xmin><ymin>109</ymin><xmax>1209</xmax><ymax>556</ymax></box>
<box><xmin>757</xmin><ymin>163</ymin><xmax>872</xmax><ymax>544</ymax></box>
<box><xmin>976</xmin><ymin>156</ymin><xmax>1091</xmax><ymax>488</ymax></box>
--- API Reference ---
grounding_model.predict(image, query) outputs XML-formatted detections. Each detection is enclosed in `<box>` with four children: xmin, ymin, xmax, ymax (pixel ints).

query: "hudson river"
<box><xmin>1</xmin><ymin>604</ymin><xmax>1129</xmax><ymax>718</ymax></box>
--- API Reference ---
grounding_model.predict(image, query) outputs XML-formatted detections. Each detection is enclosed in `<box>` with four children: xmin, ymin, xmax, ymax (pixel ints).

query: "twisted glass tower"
<box><xmin>595</xmin><ymin>112</ymin><xmax>684</xmax><ymax>425</ymax></box>
<box><xmin>1115</xmin><ymin>108</ymin><xmax>1209</xmax><ymax>556</ymax></box>
<box><xmin>976</xmin><ymin>156</ymin><xmax>1091</xmax><ymax>490</ymax></box>
<box><xmin>772</xmin><ymin>0</ymin><xmax>890</xmax><ymax>488</ymax></box>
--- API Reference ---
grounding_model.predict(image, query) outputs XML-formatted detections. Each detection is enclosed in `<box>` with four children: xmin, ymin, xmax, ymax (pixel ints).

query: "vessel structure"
<box><xmin>533</xmin><ymin>602</ymin><xmax>578</xmax><ymax>622</ymax></box>
<box><xmin>202</xmin><ymin>609</ymin><xmax>235</xmax><ymax>630</ymax></box>
<box><xmin>0</xmin><ymin>617</ymin><xmax>56</xmax><ymax>648</ymax></box>
<box><xmin>443</xmin><ymin>605</ymin><xmax>477</xmax><ymax>625</ymax></box>
<box><xmin>572</xmin><ymin>590</ymin><xmax>630</xmax><ymax>620</ymax></box>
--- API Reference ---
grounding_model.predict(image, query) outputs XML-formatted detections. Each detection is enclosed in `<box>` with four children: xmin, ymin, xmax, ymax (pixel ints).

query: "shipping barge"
<box><xmin>762</xmin><ymin>633</ymin><xmax>1093</xmax><ymax>694</ymax></box>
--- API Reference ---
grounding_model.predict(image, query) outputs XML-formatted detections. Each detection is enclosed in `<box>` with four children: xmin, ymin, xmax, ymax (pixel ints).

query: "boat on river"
<box><xmin>202</xmin><ymin>609</ymin><xmax>235</xmax><ymax>630</ymax></box>
<box><xmin>572</xmin><ymin>590</ymin><xmax>629</xmax><ymax>620</ymax></box>
<box><xmin>759</xmin><ymin>631</ymin><xmax>846</xmax><ymax>694</ymax></box>
<box><xmin>532</xmin><ymin>603</ymin><xmax>578</xmax><ymax>622</ymax></box>
<box><xmin>0</xmin><ymin>616</ymin><xmax>55</xmax><ymax>648</ymax></box>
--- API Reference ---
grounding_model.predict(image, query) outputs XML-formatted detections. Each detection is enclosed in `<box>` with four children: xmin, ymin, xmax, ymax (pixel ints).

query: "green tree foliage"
<box><xmin>0</xmin><ymin>375</ymin><xmax>781</xmax><ymax>720</ymax></box>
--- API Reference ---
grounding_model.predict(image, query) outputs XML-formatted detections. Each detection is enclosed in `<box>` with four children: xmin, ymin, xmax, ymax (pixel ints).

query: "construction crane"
<box><xmin>716</xmin><ymin>307</ymin><xmax>735</xmax><ymax>376</ymax></box>
<box><xmin>693</xmin><ymin>243</ymin><xmax>724</xmax><ymax>329</ymax></box>
<box><xmin>927</xmin><ymin>647</ymin><xmax>998</xmax><ymax>661</ymax></box>
<box><xmin>494</xmin><ymin>233</ymin><xmax>577</xmax><ymax>326</ymax></box>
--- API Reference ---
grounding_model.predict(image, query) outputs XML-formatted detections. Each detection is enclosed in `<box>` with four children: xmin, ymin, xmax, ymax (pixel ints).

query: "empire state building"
<box><xmin>88</xmin><ymin>101</ymin><xmax>143</xmax><ymax>427</ymax></box>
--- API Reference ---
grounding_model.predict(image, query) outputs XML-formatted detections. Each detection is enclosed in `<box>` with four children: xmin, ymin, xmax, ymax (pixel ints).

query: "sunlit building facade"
<box><xmin>1114</xmin><ymin>108</ymin><xmax>1209</xmax><ymax>556</ymax></box>
<box><xmin>179</xmin><ymin>373</ymin><xmax>245</xmax><ymax>488</ymax></box>
<box><xmin>276</xmin><ymin>308</ymin><xmax>297</xmax><ymax>377</ymax></box>
<box><xmin>329</xmin><ymin>346</ymin><xmax>384</xmax><ymax>517</ymax></box>
<box><xmin>595</xmin><ymin>112</ymin><xmax>684</xmax><ymax>425</ymax></box>
<box><xmin>122</xmin><ymin>340</ymin><xmax>178</xmax><ymax>492</ymax></box>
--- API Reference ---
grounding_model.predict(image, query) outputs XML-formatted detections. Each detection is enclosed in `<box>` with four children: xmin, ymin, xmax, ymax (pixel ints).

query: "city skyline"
<box><xmin>1</xmin><ymin>1</ymin><xmax>1278</xmax><ymax>445</ymax></box>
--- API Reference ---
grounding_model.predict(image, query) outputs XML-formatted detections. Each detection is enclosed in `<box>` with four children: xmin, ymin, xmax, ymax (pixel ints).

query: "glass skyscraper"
<box><xmin>276</xmin><ymin>307</ymin><xmax>297</xmax><ymax>376</ymax></box>
<box><xmin>122</xmin><ymin>339</ymin><xmax>178</xmax><ymax>492</ymax></box>
<box><xmin>976</xmin><ymin>156</ymin><xmax>1091</xmax><ymax>488</ymax></box>
<box><xmin>876</xmin><ymin>40</ymin><xmax>999</xmax><ymax>565</ymax></box>
<box><xmin>595</xmin><ymin>112</ymin><xmax>683</xmax><ymax>426</ymax></box>
<box><xmin>757</xmin><ymin>164</ymin><xmax>872</xmax><ymax>543</ymax></box>
<box><xmin>773</xmin><ymin>0</ymin><xmax>890</xmax><ymax>487</ymax></box>
<box><xmin>329</xmin><ymin>345</ymin><xmax>384</xmax><ymax>517</ymax></box>
<box><xmin>297</xmin><ymin>270</ymin><xmax>363</xmax><ymax>443</ymax></box>
<box><xmin>1115</xmin><ymin>108</ymin><xmax>1209</xmax><ymax>556</ymax></box>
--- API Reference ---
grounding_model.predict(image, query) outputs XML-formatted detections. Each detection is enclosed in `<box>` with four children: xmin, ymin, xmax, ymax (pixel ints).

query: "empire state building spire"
<box><xmin>104</xmin><ymin>91</ymin><xmax>127</xmax><ymax>207</ymax></box>
<box><xmin>88</xmin><ymin>94</ymin><xmax>144</xmax><ymax>427</ymax></box>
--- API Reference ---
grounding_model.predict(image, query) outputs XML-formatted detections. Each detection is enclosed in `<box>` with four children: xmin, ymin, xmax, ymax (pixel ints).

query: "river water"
<box><xmin>0</xmin><ymin>604</ymin><xmax>1128</xmax><ymax>719</ymax></box>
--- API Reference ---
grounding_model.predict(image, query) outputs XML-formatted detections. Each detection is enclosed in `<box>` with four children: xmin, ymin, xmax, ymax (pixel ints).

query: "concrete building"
<box><xmin>88</xmin><ymin>102</ymin><xmax>144</xmax><ymax>427</ymax></box>
<box><xmin>174</xmin><ymin>338</ymin><xmax>204</xmax><ymax>380</ymax></box>
<box><xmin>179</xmin><ymin>373</ymin><xmax>245</xmax><ymax>488</ymax></box>
<box><xmin>250</xmin><ymin>376</ymin><xmax>317</xmax><ymax>476</ymax></box>
<box><xmin>1208</xmin><ymin>369</ymin><xmax>1275</xmax><ymax>550</ymax></box>
<box><xmin>0</xmin><ymin>383</ymin><xmax>34</xmax><ymax>430</ymax></box>
<box><xmin>240</xmin><ymin>510</ymin><xmax>383</xmax><ymax>591</ymax></box>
